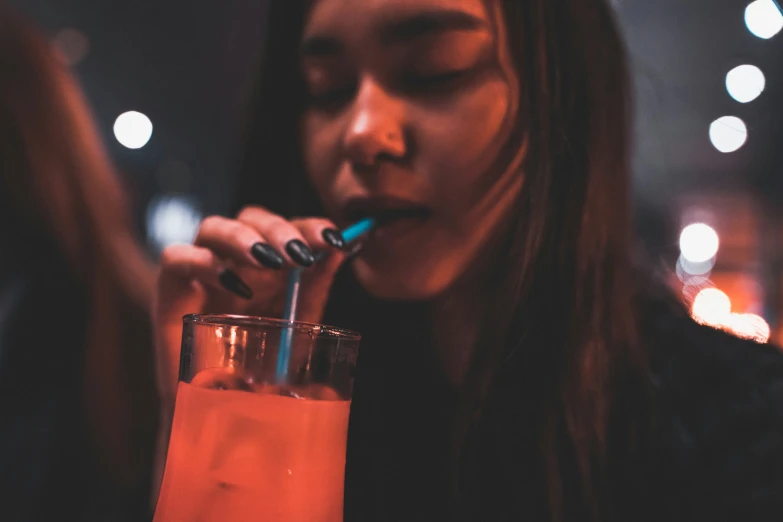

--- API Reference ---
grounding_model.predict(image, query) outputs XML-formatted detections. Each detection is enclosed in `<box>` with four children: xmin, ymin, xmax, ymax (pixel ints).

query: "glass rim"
<box><xmin>182</xmin><ymin>314</ymin><xmax>361</xmax><ymax>341</ymax></box>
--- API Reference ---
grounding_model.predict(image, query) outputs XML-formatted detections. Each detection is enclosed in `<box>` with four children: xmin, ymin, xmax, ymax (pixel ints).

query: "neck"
<box><xmin>429</xmin><ymin>273</ymin><xmax>488</xmax><ymax>386</ymax></box>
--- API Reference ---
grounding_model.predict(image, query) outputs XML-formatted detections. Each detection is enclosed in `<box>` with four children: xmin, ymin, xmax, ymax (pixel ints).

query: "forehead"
<box><xmin>303</xmin><ymin>0</ymin><xmax>491</xmax><ymax>42</ymax></box>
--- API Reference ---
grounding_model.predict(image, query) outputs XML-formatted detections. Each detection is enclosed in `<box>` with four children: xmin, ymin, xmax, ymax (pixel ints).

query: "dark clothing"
<box><xmin>342</xmin><ymin>302</ymin><xmax>457</xmax><ymax>522</ymax></box>
<box><xmin>339</xmin><ymin>280</ymin><xmax>783</xmax><ymax>521</ymax></box>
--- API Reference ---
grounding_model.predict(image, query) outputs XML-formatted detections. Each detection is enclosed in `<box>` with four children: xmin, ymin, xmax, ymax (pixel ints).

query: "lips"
<box><xmin>341</xmin><ymin>196</ymin><xmax>431</xmax><ymax>245</ymax></box>
<box><xmin>343</xmin><ymin>196</ymin><xmax>432</xmax><ymax>226</ymax></box>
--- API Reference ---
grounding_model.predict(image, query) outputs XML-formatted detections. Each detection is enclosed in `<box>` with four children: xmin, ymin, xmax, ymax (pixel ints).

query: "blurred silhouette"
<box><xmin>0</xmin><ymin>5</ymin><xmax>159</xmax><ymax>521</ymax></box>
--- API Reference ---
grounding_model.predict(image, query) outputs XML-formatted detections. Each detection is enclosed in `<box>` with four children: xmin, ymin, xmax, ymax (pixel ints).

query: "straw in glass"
<box><xmin>275</xmin><ymin>217</ymin><xmax>375</xmax><ymax>380</ymax></box>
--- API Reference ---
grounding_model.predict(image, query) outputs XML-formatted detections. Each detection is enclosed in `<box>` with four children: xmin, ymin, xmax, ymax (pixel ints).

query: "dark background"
<box><xmin>7</xmin><ymin>0</ymin><xmax>783</xmax><ymax>343</ymax></box>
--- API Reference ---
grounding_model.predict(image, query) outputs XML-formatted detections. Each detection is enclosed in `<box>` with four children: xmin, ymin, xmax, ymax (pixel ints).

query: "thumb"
<box><xmin>154</xmin><ymin>270</ymin><xmax>206</xmax><ymax>408</ymax></box>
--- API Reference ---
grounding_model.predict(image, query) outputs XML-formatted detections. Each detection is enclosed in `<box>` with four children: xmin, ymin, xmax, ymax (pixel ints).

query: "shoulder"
<box><xmin>639</xmin><ymin>289</ymin><xmax>783</xmax><ymax>519</ymax></box>
<box><xmin>644</xmin><ymin>301</ymin><xmax>783</xmax><ymax>403</ymax></box>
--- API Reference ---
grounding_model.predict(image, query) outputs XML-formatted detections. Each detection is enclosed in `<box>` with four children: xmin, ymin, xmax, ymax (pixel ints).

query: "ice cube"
<box><xmin>297</xmin><ymin>383</ymin><xmax>344</xmax><ymax>401</ymax></box>
<box><xmin>251</xmin><ymin>381</ymin><xmax>344</xmax><ymax>400</ymax></box>
<box><xmin>190</xmin><ymin>367</ymin><xmax>254</xmax><ymax>392</ymax></box>
<box><xmin>251</xmin><ymin>382</ymin><xmax>300</xmax><ymax>398</ymax></box>
<box><xmin>204</xmin><ymin>403</ymin><xmax>289</xmax><ymax>490</ymax></box>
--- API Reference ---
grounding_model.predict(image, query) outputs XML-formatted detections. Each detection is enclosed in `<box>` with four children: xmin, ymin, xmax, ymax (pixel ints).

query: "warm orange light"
<box><xmin>723</xmin><ymin>313</ymin><xmax>771</xmax><ymax>344</ymax></box>
<box><xmin>691</xmin><ymin>288</ymin><xmax>732</xmax><ymax>327</ymax></box>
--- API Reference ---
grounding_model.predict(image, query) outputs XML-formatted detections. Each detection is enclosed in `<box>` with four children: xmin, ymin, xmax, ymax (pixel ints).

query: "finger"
<box><xmin>298</xmin><ymin>250</ymin><xmax>347</xmax><ymax>324</ymax></box>
<box><xmin>237</xmin><ymin>206</ymin><xmax>315</xmax><ymax>268</ymax></box>
<box><xmin>195</xmin><ymin>215</ymin><xmax>284</xmax><ymax>270</ymax></box>
<box><xmin>155</xmin><ymin>245</ymin><xmax>254</xmax><ymax>407</ymax></box>
<box><xmin>154</xmin><ymin>245</ymin><xmax>211</xmax><ymax>407</ymax></box>
<box><xmin>160</xmin><ymin>243</ymin><xmax>254</xmax><ymax>296</ymax></box>
<box><xmin>292</xmin><ymin>217</ymin><xmax>346</xmax><ymax>252</ymax></box>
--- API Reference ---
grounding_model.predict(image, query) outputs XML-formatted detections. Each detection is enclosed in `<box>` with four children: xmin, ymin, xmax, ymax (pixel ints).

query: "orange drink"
<box><xmin>154</xmin><ymin>382</ymin><xmax>351</xmax><ymax>522</ymax></box>
<box><xmin>153</xmin><ymin>315</ymin><xmax>360</xmax><ymax>522</ymax></box>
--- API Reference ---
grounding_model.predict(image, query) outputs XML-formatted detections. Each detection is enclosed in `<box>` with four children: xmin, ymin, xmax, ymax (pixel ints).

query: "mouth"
<box><xmin>343</xmin><ymin>196</ymin><xmax>432</xmax><ymax>240</ymax></box>
<box><xmin>344</xmin><ymin>196</ymin><xmax>431</xmax><ymax>225</ymax></box>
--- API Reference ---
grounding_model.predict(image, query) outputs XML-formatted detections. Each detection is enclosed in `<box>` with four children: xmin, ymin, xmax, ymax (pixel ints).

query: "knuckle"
<box><xmin>198</xmin><ymin>215</ymin><xmax>223</xmax><ymax>235</ymax></box>
<box><xmin>292</xmin><ymin>217</ymin><xmax>329</xmax><ymax>229</ymax></box>
<box><xmin>225</xmin><ymin>220</ymin><xmax>246</xmax><ymax>238</ymax></box>
<box><xmin>159</xmin><ymin>244</ymin><xmax>188</xmax><ymax>267</ymax></box>
<box><xmin>238</xmin><ymin>206</ymin><xmax>294</xmax><ymax>237</ymax></box>
<box><xmin>237</xmin><ymin>205</ymin><xmax>268</xmax><ymax>221</ymax></box>
<box><xmin>269</xmin><ymin>216</ymin><xmax>294</xmax><ymax>234</ymax></box>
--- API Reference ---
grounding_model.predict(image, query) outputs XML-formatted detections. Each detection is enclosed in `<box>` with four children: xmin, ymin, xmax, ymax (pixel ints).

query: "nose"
<box><xmin>343</xmin><ymin>77</ymin><xmax>407</xmax><ymax>169</ymax></box>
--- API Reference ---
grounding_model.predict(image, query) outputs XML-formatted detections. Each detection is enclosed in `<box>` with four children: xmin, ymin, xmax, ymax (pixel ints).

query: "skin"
<box><xmin>301</xmin><ymin>0</ymin><xmax>522</xmax><ymax>299</ymax></box>
<box><xmin>154</xmin><ymin>0</ymin><xmax>523</xmax><ymax>403</ymax></box>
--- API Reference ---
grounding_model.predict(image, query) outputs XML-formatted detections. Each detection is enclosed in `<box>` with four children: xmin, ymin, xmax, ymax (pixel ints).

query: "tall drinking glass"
<box><xmin>153</xmin><ymin>314</ymin><xmax>360</xmax><ymax>522</ymax></box>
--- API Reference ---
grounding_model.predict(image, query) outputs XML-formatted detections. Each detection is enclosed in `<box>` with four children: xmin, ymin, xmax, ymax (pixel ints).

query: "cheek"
<box><xmin>413</xmin><ymin>78</ymin><xmax>512</xmax><ymax>202</ymax></box>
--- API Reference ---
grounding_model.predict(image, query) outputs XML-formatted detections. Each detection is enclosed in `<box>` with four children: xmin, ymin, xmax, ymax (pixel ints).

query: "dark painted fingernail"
<box><xmin>322</xmin><ymin>228</ymin><xmax>346</xmax><ymax>250</ymax></box>
<box><xmin>251</xmin><ymin>242</ymin><xmax>284</xmax><ymax>269</ymax></box>
<box><xmin>218</xmin><ymin>270</ymin><xmax>253</xmax><ymax>299</ymax></box>
<box><xmin>285</xmin><ymin>239</ymin><xmax>315</xmax><ymax>267</ymax></box>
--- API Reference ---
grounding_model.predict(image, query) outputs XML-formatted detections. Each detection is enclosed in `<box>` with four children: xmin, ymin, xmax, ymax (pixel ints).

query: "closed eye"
<box><xmin>307</xmin><ymin>85</ymin><xmax>356</xmax><ymax>112</ymax></box>
<box><xmin>403</xmin><ymin>69</ymin><xmax>470</xmax><ymax>93</ymax></box>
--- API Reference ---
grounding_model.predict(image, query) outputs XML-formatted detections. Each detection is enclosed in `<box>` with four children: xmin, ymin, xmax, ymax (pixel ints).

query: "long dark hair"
<box><xmin>236</xmin><ymin>1</ymin><xmax>647</xmax><ymax>520</ymax></box>
<box><xmin>0</xmin><ymin>5</ymin><xmax>158</xmax><ymax>492</ymax></box>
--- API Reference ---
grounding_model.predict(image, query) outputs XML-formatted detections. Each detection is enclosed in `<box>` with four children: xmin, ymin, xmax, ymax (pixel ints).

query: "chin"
<box><xmin>350</xmin><ymin>257</ymin><xmax>455</xmax><ymax>301</ymax></box>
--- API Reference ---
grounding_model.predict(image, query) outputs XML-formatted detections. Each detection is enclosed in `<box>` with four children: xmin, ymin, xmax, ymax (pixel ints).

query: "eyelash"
<box><xmin>306</xmin><ymin>69</ymin><xmax>470</xmax><ymax>111</ymax></box>
<box><xmin>306</xmin><ymin>86</ymin><xmax>356</xmax><ymax>111</ymax></box>
<box><xmin>403</xmin><ymin>70</ymin><xmax>469</xmax><ymax>91</ymax></box>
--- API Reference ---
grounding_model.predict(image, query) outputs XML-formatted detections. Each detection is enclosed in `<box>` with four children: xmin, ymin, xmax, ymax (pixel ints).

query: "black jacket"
<box><xmin>342</xmin><ymin>284</ymin><xmax>783</xmax><ymax>521</ymax></box>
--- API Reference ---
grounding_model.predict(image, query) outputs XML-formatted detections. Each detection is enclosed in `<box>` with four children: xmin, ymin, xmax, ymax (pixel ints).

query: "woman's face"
<box><xmin>301</xmin><ymin>0</ymin><xmax>522</xmax><ymax>300</ymax></box>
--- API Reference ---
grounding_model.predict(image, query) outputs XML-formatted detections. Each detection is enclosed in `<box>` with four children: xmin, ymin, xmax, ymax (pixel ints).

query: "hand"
<box><xmin>152</xmin><ymin>206</ymin><xmax>348</xmax><ymax>409</ymax></box>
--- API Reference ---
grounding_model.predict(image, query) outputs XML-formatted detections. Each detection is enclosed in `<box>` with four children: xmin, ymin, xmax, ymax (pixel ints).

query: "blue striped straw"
<box><xmin>275</xmin><ymin>217</ymin><xmax>375</xmax><ymax>381</ymax></box>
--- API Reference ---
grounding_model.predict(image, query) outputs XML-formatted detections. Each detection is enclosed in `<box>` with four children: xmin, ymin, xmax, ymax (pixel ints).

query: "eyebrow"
<box><xmin>300</xmin><ymin>36</ymin><xmax>343</xmax><ymax>58</ymax></box>
<box><xmin>301</xmin><ymin>9</ymin><xmax>489</xmax><ymax>58</ymax></box>
<box><xmin>378</xmin><ymin>9</ymin><xmax>489</xmax><ymax>45</ymax></box>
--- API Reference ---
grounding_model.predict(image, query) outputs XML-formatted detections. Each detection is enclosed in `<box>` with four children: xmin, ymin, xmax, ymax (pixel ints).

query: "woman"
<box><xmin>0</xmin><ymin>6</ymin><xmax>159</xmax><ymax>520</ymax></box>
<box><xmin>155</xmin><ymin>1</ymin><xmax>783</xmax><ymax>520</ymax></box>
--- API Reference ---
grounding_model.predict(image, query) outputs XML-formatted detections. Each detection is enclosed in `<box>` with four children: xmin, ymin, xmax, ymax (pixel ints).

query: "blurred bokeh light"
<box><xmin>114</xmin><ymin>111</ymin><xmax>153</xmax><ymax>149</ymax></box>
<box><xmin>709</xmin><ymin>116</ymin><xmax>747</xmax><ymax>153</ymax></box>
<box><xmin>725</xmin><ymin>64</ymin><xmax>765</xmax><ymax>104</ymax></box>
<box><xmin>691</xmin><ymin>288</ymin><xmax>732</xmax><ymax>327</ymax></box>
<box><xmin>745</xmin><ymin>0</ymin><xmax>783</xmax><ymax>39</ymax></box>
<box><xmin>146</xmin><ymin>195</ymin><xmax>202</xmax><ymax>254</ymax></box>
